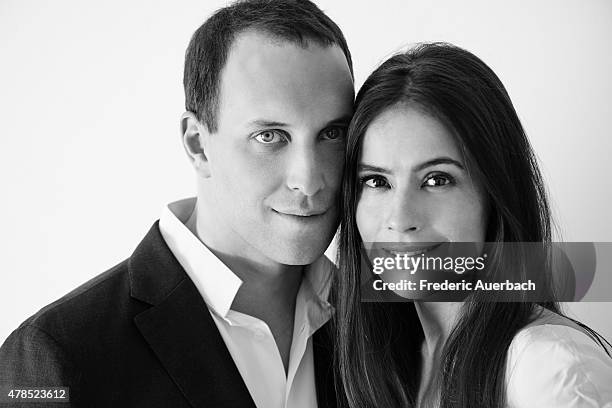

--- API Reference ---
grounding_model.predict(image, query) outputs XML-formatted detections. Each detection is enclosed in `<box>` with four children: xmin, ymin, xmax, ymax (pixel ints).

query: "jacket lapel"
<box><xmin>129</xmin><ymin>222</ymin><xmax>256</xmax><ymax>408</ymax></box>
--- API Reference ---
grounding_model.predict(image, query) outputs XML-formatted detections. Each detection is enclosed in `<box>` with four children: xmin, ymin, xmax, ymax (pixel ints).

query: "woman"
<box><xmin>333</xmin><ymin>43</ymin><xmax>612</xmax><ymax>408</ymax></box>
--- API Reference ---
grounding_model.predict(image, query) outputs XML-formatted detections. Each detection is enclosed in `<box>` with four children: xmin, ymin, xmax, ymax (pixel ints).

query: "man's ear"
<box><xmin>180</xmin><ymin>111</ymin><xmax>211</xmax><ymax>178</ymax></box>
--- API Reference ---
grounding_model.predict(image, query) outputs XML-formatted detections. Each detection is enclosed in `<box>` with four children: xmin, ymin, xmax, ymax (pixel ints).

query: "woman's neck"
<box><xmin>415</xmin><ymin>301</ymin><xmax>462</xmax><ymax>355</ymax></box>
<box><xmin>414</xmin><ymin>301</ymin><xmax>463</xmax><ymax>407</ymax></box>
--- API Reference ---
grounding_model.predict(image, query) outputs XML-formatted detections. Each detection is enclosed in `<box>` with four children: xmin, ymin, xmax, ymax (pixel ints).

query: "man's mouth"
<box><xmin>272</xmin><ymin>208</ymin><xmax>328</xmax><ymax>218</ymax></box>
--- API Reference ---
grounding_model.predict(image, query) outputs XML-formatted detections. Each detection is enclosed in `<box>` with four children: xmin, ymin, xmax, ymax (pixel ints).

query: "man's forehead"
<box><xmin>223</xmin><ymin>30</ymin><xmax>350</xmax><ymax>83</ymax></box>
<box><xmin>216</xmin><ymin>30</ymin><xmax>354</xmax><ymax>127</ymax></box>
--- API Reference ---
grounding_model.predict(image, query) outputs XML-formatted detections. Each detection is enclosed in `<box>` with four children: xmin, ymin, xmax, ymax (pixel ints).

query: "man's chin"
<box><xmin>250</xmin><ymin>216</ymin><xmax>338</xmax><ymax>265</ymax></box>
<box><xmin>264</xmin><ymin>239</ymin><xmax>331</xmax><ymax>266</ymax></box>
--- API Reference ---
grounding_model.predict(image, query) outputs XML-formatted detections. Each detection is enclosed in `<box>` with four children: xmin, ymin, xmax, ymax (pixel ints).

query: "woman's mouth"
<box><xmin>381</xmin><ymin>242</ymin><xmax>445</xmax><ymax>257</ymax></box>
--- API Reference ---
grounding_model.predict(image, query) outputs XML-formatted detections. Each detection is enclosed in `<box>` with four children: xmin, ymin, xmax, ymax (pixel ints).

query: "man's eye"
<box><xmin>422</xmin><ymin>173</ymin><xmax>454</xmax><ymax>188</ymax></box>
<box><xmin>360</xmin><ymin>175</ymin><xmax>389</xmax><ymax>189</ymax></box>
<box><xmin>253</xmin><ymin>130</ymin><xmax>286</xmax><ymax>144</ymax></box>
<box><xmin>321</xmin><ymin>126</ymin><xmax>346</xmax><ymax>141</ymax></box>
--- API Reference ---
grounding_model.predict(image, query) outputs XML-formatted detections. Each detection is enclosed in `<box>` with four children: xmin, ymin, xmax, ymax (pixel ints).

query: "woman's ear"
<box><xmin>180</xmin><ymin>111</ymin><xmax>211</xmax><ymax>178</ymax></box>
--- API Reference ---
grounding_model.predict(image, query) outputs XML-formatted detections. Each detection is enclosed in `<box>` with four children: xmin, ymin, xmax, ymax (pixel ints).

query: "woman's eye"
<box><xmin>422</xmin><ymin>173</ymin><xmax>453</xmax><ymax>188</ymax></box>
<box><xmin>253</xmin><ymin>130</ymin><xmax>285</xmax><ymax>144</ymax></box>
<box><xmin>321</xmin><ymin>126</ymin><xmax>346</xmax><ymax>141</ymax></box>
<box><xmin>361</xmin><ymin>175</ymin><xmax>389</xmax><ymax>189</ymax></box>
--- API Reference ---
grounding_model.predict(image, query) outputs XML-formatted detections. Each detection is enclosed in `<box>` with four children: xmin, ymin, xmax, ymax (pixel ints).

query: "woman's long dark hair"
<box><xmin>333</xmin><ymin>42</ymin><xmax>563</xmax><ymax>408</ymax></box>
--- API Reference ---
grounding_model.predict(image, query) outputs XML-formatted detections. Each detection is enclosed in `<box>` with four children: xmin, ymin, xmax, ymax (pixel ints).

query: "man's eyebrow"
<box><xmin>326</xmin><ymin>114</ymin><xmax>352</xmax><ymax>127</ymax></box>
<box><xmin>247</xmin><ymin>119</ymin><xmax>290</xmax><ymax>128</ymax></box>
<box><xmin>248</xmin><ymin>114</ymin><xmax>353</xmax><ymax>129</ymax></box>
<box><xmin>414</xmin><ymin>157</ymin><xmax>465</xmax><ymax>172</ymax></box>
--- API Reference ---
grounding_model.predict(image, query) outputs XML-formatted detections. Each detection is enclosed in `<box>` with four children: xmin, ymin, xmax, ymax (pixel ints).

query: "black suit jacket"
<box><xmin>0</xmin><ymin>222</ymin><xmax>338</xmax><ymax>407</ymax></box>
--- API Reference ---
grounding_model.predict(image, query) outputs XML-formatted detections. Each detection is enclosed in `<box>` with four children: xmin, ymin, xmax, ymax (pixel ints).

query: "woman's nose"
<box><xmin>385</xmin><ymin>189</ymin><xmax>423</xmax><ymax>234</ymax></box>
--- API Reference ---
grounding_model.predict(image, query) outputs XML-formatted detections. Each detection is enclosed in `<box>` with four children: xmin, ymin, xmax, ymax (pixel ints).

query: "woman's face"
<box><xmin>356</xmin><ymin>104</ymin><xmax>488</xmax><ymax>250</ymax></box>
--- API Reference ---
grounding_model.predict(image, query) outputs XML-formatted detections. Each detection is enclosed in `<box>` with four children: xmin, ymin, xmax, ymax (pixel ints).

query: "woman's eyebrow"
<box><xmin>413</xmin><ymin>157</ymin><xmax>465</xmax><ymax>172</ymax></box>
<box><xmin>358</xmin><ymin>157</ymin><xmax>464</xmax><ymax>174</ymax></box>
<box><xmin>358</xmin><ymin>163</ymin><xmax>391</xmax><ymax>174</ymax></box>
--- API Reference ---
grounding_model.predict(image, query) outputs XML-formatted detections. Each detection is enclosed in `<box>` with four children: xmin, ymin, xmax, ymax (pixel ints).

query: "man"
<box><xmin>0</xmin><ymin>1</ymin><xmax>354</xmax><ymax>407</ymax></box>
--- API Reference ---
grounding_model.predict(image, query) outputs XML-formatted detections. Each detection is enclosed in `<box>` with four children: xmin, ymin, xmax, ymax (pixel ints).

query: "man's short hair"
<box><xmin>183</xmin><ymin>0</ymin><xmax>354</xmax><ymax>133</ymax></box>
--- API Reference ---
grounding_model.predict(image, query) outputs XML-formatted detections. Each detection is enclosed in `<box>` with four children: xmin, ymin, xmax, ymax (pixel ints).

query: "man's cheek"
<box><xmin>246</xmin><ymin>161</ymin><xmax>282</xmax><ymax>187</ymax></box>
<box><xmin>320</xmin><ymin>156</ymin><xmax>344</xmax><ymax>189</ymax></box>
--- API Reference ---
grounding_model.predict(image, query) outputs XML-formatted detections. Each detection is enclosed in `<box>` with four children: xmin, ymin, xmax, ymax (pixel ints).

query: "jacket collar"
<box><xmin>128</xmin><ymin>222</ymin><xmax>338</xmax><ymax>408</ymax></box>
<box><xmin>129</xmin><ymin>221</ymin><xmax>257</xmax><ymax>408</ymax></box>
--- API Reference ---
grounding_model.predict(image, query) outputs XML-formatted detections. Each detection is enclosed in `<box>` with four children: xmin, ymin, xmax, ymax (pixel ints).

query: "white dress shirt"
<box><xmin>506</xmin><ymin>323</ymin><xmax>612</xmax><ymax>407</ymax></box>
<box><xmin>159</xmin><ymin>197</ymin><xmax>334</xmax><ymax>408</ymax></box>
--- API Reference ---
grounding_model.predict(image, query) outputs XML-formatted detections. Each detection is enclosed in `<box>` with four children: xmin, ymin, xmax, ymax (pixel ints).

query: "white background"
<box><xmin>1</xmin><ymin>0</ymin><xmax>611</xmax><ymax>344</ymax></box>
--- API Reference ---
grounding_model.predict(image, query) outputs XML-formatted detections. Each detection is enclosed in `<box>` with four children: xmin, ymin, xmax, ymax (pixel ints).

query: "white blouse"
<box><xmin>506</xmin><ymin>324</ymin><xmax>612</xmax><ymax>408</ymax></box>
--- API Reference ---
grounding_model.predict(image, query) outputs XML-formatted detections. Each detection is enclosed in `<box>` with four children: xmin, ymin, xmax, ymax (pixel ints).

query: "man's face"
<box><xmin>201</xmin><ymin>31</ymin><xmax>354</xmax><ymax>266</ymax></box>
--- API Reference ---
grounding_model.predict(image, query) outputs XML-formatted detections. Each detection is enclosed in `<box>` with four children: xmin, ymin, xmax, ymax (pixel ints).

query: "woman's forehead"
<box><xmin>360</xmin><ymin>105</ymin><xmax>462</xmax><ymax>170</ymax></box>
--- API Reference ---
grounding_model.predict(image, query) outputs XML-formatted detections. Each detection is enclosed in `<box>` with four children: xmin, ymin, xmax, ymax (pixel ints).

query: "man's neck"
<box><xmin>186</xmin><ymin>202</ymin><xmax>305</xmax><ymax>372</ymax></box>
<box><xmin>185</xmin><ymin>199</ymin><xmax>305</xmax><ymax>298</ymax></box>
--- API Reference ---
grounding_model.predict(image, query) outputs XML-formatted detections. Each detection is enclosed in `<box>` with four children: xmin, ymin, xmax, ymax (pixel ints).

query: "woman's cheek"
<box><xmin>431</xmin><ymin>191</ymin><xmax>486</xmax><ymax>242</ymax></box>
<box><xmin>356</xmin><ymin>195</ymin><xmax>381</xmax><ymax>242</ymax></box>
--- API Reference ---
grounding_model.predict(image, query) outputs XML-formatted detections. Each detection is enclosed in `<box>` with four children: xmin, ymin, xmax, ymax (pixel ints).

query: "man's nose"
<box><xmin>285</xmin><ymin>144</ymin><xmax>326</xmax><ymax>197</ymax></box>
<box><xmin>385</xmin><ymin>189</ymin><xmax>423</xmax><ymax>234</ymax></box>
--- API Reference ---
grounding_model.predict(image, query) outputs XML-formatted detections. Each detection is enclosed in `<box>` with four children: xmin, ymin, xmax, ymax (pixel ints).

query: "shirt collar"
<box><xmin>159</xmin><ymin>197</ymin><xmax>334</xmax><ymax>321</ymax></box>
<box><xmin>159</xmin><ymin>197</ymin><xmax>242</xmax><ymax>317</ymax></box>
